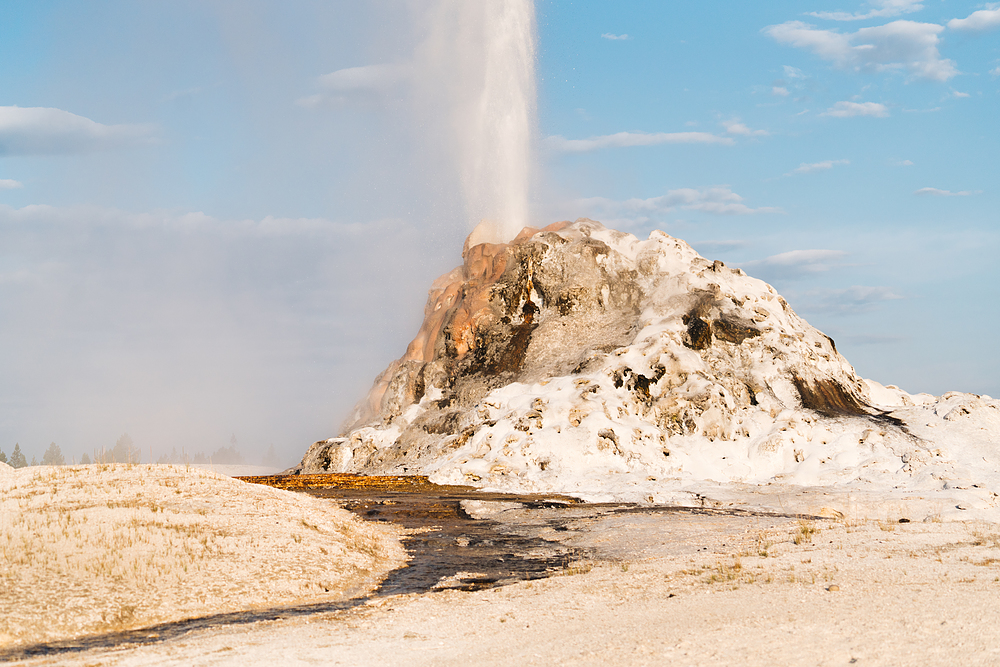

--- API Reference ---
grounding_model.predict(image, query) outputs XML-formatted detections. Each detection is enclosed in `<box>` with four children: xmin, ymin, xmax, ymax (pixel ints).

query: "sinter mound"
<box><xmin>295</xmin><ymin>220</ymin><xmax>1000</xmax><ymax>517</ymax></box>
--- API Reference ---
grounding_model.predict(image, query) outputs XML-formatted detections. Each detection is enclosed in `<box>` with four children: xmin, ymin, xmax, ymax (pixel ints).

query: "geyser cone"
<box><xmin>297</xmin><ymin>220</ymin><xmax>1000</xmax><ymax>517</ymax></box>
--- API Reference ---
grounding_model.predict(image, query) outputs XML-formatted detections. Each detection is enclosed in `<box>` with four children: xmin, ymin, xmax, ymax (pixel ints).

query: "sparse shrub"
<box><xmin>794</xmin><ymin>521</ymin><xmax>817</xmax><ymax>545</ymax></box>
<box><xmin>970</xmin><ymin>523</ymin><xmax>1000</xmax><ymax>549</ymax></box>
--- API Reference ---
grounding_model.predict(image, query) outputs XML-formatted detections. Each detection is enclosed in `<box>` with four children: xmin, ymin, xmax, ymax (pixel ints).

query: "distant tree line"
<box><xmin>1</xmin><ymin>433</ymin><xmax>140</xmax><ymax>468</ymax></box>
<box><xmin>156</xmin><ymin>434</ymin><xmax>246</xmax><ymax>465</ymax></box>
<box><xmin>2</xmin><ymin>433</ymin><xmax>283</xmax><ymax>469</ymax></box>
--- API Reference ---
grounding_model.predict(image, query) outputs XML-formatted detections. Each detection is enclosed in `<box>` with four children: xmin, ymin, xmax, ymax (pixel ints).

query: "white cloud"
<box><xmin>772</xmin><ymin>86</ymin><xmax>790</xmax><ymax>96</ymax></box>
<box><xmin>0</xmin><ymin>203</ymin><xmax>372</xmax><ymax>237</ymax></box>
<box><xmin>0</xmin><ymin>106</ymin><xmax>156</xmax><ymax>156</ymax></box>
<box><xmin>783</xmin><ymin>65</ymin><xmax>808</xmax><ymax>79</ymax></box>
<box><xmin>0</xmin><ymin>179</ymin><xmax>23</xmax><ymax>189</ymax></box>
<box><xmin>894</xmin><ymin>159</ymin><xmax>914</xmax><ymax>166</ymax></box>
<box><xmin>601</xmin><ymin>33</ymin><xmax>630</xmax><ymax>40</ymax></box>
<box><xmin>544</xmin><ymin>131</ymin><xmax>733</xmax><ymax>152</ymax></box>
<box><xmin>163</xmin><ymin>85</ymin><xmax>216</xmax><ymax>102</ymax></box>
<box><xmin>913</xmin><ymin>187</ymin><xmax>980</xmax><ymax>196</ymax></box>
<box><xmin>948</xmin><ymin>8</ymin><xmax>1000</xmax><ymax>32</ymax></box>
<box><xmin>757</xmin><ymin>249</ymin><xmax>846</xmax><ymax>267</ymax></box>
<box><xmin>741</xmin><ymin>249</ymin><xmax>847</xmax><ymax>279</ymax></box>
<box><xmin>808</xmin><ymin>0</ymin><xmax>924</xmax><ymax>21</ymax></box>
<box><xmin>296</xmin><ymin>63</ymin><xmax>412</xmax><ymax>108</ymax></box>
<box><xmin>765</xmin><ymin>20</ymin><xmax>958</xmax><ymax>81</ymax></box>
<box><xmin>721</xmin><ymin>119</ymin><xmax>769</xmax><ymax>136</ymax></box>
<box><xmin>787</xmin><ymin>159</ymin><xmax>850</xmax><ymax>175</ymax></box>
<box><xmin>821</xmin><ymin>101</ymin><xmax>889</xmax><ymax>117</ymax></box>
<box><xmin>991</xmin><ymin>66</ymin><xmax>1000</xmax><ymax>76</ymax></box>
<box><xmin>799</xmin><ymin>285</ymin><xmax>904</xmax><ymax>313</ymax></box>
<box><xmin>578</xmin><ymin>186</ymin><xmax>782</xmax><ymax>216</ymax></box>
<box><xmin>693</xmin><ymin>240</ymin><xmax>750</xmax><ymax>254</ymax></box>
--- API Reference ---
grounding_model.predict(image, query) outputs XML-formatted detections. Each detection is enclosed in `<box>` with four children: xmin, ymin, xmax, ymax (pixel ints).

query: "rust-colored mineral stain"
<box><xmin>238</xmin><ymin>473</ymin><xmax>445</xmax><ymax>492</ymax></box>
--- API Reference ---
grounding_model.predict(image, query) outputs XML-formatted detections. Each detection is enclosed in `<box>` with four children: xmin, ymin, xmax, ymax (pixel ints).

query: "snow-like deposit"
<box><xmin>0</xmin><ymin>464</ymin><xmax>405</xmax><ymax>648</ymax></box>
<box><xmin>298</xmin><ymin>220</ymin><xmax>1000</xmax><ymax>518</ymax></box>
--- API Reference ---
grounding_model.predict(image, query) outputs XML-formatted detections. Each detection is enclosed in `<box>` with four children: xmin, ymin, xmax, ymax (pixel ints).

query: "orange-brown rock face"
<box><xmin>342</xmin><ymin>219</ymin><xmax>632</xmax><ymax>432</ymax></box>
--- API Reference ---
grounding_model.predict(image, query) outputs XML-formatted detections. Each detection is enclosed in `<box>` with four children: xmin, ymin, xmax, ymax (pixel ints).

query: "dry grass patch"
<box><xmin>0</xmin><ymin>464</ymin><xmax>405</xmax><ymax>649</ymax></box>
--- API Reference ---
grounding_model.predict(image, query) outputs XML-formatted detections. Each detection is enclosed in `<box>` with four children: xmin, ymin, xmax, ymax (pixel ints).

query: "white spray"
<box><xmin>417</xmin><ymin>0</ymin><xmax>537</xmax><ymax>244</ymax></box>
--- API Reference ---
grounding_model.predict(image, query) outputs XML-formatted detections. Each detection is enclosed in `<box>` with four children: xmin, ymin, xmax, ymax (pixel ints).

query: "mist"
<box><xmin>0</xmin><ymin>0</ymin><xmax>540</xmax><ymax>467</ymax></box>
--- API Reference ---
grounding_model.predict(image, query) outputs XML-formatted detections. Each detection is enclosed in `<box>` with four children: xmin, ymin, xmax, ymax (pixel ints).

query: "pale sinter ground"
<box><xmin>10</xmin><ymin>503</ymin><xmax>1000</xmax><ymax>667</ymax></box>
<box><xmin>0</xmin><ymin>463</ymin><xmax>405</xmax><ymax>649</ymax></box>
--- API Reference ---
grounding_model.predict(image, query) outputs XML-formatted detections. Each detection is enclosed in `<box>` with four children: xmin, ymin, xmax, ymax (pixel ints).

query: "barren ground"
<box><xmin>0</xmin><ymin>464</ymin><xmax>405</xmax><ymax>650</ymax></box>
<box><xmin>8</xmin><ymin>497</ymin><xmax>1000</xmax><ymax>666</ymax></box>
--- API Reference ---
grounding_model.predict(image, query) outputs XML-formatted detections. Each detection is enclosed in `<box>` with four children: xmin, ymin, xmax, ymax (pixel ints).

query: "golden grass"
<box><xmin>0</xmin><ymin>464</ymin><xmax>405</xmax><ymax>648</ymax></box>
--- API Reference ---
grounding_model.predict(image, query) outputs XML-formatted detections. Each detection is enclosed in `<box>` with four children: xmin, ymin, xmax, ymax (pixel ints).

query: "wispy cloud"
<box><xmin>692</xmin><ymin>240</ymin><xmax>750</xmax><ymax>254</ymax></box>
<box><xmin>787</xmin><ymin>159</ymin><xmax>849</xmax><ymax>175</ymax></box>
<box><xmin>765</xmin><ymin>20</ymin><xmax>958</xmax><ymax>82</ymax></box>
<box><xmin>893</xmin><ymin>159</ymin><xmax>914</xmax><ymax>166</ymax></box>
<box><xmin>772</xmin><ymin>86</ymin><xmax>790</xmax><ymax>96</ymax></box>
<box><xmin>544</xmin><ymin>131</ymin><xmax>733</xmax><ymax>153</ymax></box>
<box><xmin>783</xmin><ymin>65</ymin><xmax>808</xmax><ymax>79</ymax></box>
<box><xmin>741</xmin><ymin>249</ymin><xmax>847</xmax><ymax>280</ymax></box>
<box><xmin>0</xmin><ymin>203</ymin><xmax>373</xmax><ymax>237</ymax></box>
<box><xmin>798</xmin><ymin>286</ymin><xmax>904</xmax><ymax>313</ymax></box>
<box><xmin>991</xmin><ymin>66</ymin><xmax>1000</xmax><ymax>76</ymax></box>
<box><xmin>821</xmin><ymin>101</ymin><xmax>889</xmax><ymax>117</ymax></box>
<box><xmin>913</xmin><ymin>187</ymin><xmax>980</xmax><ymax>196</ymax></box>
<box><xmin>601</xmin><ymin>33</ymin><xmax>631</xmax><ymax>40</ymax></box>
<box><xmin>0</xmin><ymin>179</ymin><xmax>23</xmax><ymax>189</ymax></box>
<box><xmin>578</xmin><ymin>186</ymin><xmax>781</xmax><ymax>217</ymax></box>
<box><xmin>721</xmin><ymin>119</ymin><xmax>769</xmax><ymax>136</ymax></box>
<box><xmin>296</xmin><ymin>63</ymin><xmax>412</xmax><ymax>108</ymax></box>
<box><xmin>807</xmin><ymin>0</ymin><xmax>924</xmax><ymax>22</ymax></box>
<box><xmin>0</xmin><ymin>106</ymin><xmax>157</xmax><ymax>156</ymax></box>
<box><xmin>947</xmin><ymin>8</ymin><xmax>1000</xmax><ymax>32</ymax></box>
<box><xmin>163</xmin><ymin>84</ymin><xmax>219</xmax><ymax>102</ymax></box>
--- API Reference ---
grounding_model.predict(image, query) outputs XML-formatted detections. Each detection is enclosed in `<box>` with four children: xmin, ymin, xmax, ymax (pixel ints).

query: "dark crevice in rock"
<box><xmin>684</xmin><ymin>316</ymin><xmax>713</xmax><ymax>350</ymax></box>
<box><xmin>713</xmin><ymin>316</ymin><xmax>761</xmax><ymax>345</ymax></box>
<box><xmin>792</xmin><ymin>374</ymin><xmax>872</xmax><ymax>417</ymax></box>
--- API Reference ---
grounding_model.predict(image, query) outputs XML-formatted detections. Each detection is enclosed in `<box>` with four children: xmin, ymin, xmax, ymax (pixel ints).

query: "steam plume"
<box><xmin>418</xmin><ymin>0</ymin><xmax>538</xmax><ymax>244</ymax></box>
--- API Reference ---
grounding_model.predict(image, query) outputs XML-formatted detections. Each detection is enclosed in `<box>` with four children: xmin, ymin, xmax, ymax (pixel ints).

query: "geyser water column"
<box><xmin>422</xmin><ymin>0</ymin><xmax>538</xmax><ymax>245</ymax></box>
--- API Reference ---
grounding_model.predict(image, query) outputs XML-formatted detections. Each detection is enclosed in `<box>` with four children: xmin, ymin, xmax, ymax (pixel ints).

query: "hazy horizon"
<box><xmin>2</xmin><ymin>0</ymin><xmax>998</xmax><ymax>465</ymax></box>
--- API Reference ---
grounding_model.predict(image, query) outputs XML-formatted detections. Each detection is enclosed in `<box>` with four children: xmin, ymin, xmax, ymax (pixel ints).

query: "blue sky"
<box><xmin>1</xmin><ymin>1</ymin><xmax>997</xmax><ymax>463</ymax></box>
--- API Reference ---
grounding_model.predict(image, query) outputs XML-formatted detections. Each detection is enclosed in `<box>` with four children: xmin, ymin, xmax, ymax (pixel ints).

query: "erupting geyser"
<box><xmin>423</xmin><ymin>0</ymin><xmax>537</xmax><ymax>244</ymax></box>
<box><xmin>294</xmin><ymin>3</ymin><xmax>1000</xmax><ymax>519</ymax></box>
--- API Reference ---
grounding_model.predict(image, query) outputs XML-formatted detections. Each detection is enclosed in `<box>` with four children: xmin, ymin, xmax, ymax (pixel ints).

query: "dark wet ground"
<box><xmin>301</xmin><ymin>480</ymin><xmax>591</xmax><ymax>595</ymax></box>
<box><xmin>0</xmin><ymin>476</ymin><xmax>588</xmax><ymax>662</ymax></box>
<box><xmin>0</xmin><ymin>475</ymin><xmax>816</xmax><ymax>662</ymax></box>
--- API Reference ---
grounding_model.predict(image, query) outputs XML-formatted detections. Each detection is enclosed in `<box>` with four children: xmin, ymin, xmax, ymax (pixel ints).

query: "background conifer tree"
<box><xmin>10</xmin><ymin>443</ymin><xmax>27</xmax><ymax>468</ymax></box>
<box><xmin>42</xmin><ymin>442</ymin><xmax>65</xmax><ymax>466</ymax></box>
